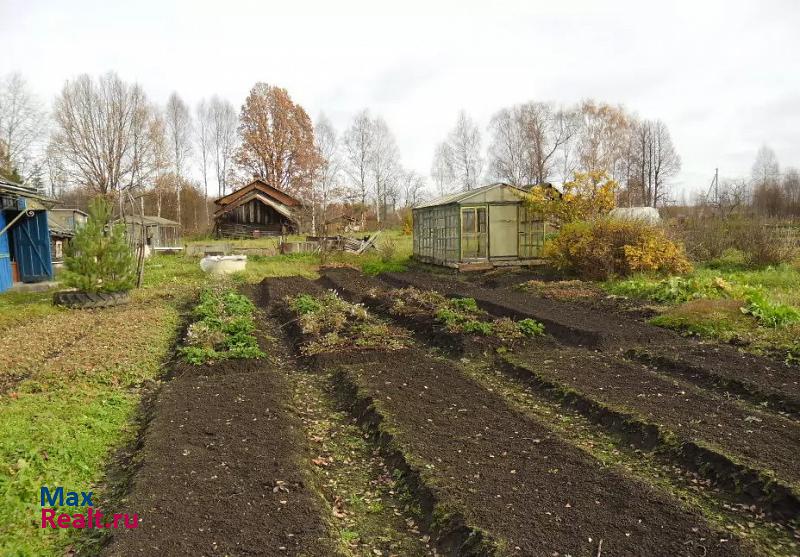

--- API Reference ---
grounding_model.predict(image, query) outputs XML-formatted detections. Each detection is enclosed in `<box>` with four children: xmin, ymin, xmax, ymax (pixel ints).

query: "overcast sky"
<box><xmin>1</xmin><ymin>0</ymin><xmax>798</xmax><ymax>199</ymax></box>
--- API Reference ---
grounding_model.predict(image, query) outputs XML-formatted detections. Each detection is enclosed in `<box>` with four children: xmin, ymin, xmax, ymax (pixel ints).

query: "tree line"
<box><xmin>2</xmin><ymin>70</ymin><xmax>793</xmax><ymax>235</ymax></box>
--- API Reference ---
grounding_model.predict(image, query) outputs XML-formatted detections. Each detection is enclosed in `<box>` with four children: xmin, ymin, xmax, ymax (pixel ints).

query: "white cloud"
<box><xmin>1</xmin><ymin>0</ymin><xmax>798</xmax><ymax>197</ymax></box>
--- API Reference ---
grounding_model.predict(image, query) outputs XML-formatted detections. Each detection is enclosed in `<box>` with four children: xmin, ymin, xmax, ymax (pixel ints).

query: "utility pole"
<box><xmin>713</xmin><ymin>168</ymin><xmax>719</xmax><ymax>205</ymax></box>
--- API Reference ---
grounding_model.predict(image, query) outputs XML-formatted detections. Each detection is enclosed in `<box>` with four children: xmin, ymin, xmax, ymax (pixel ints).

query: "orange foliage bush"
<box><xmin>545</xmin><ymin>218</ymin><xmax>692</xmax><ymax>280</ymax></box>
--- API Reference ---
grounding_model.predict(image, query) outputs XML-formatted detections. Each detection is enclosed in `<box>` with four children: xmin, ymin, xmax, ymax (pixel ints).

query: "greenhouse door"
<box><xmin>489</xmin><ymin>205</ymin><xmax>518</xmax><ymax>258</ymax></box>
<box><xmin>12</xmin><ymin>211</ymin><xmax>52</xmax><ymax>283</ymax></box>
<box><xmin>518</xmin><ymin>207</ymin><xmax>544</xmax><ymax>258</ymax></box>
<box><xmin>460</xmin><ymin>207</ymin><xmax>487</xmax><ymax>259</ymax></box>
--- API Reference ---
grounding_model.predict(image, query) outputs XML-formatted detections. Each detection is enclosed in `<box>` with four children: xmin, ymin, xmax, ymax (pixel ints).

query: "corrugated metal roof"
<box><xmin>0</xmin><ymin>177</ymin><xmax>42</xmax><ymax>197</ymax></box>
<box><xmin>414</xmin><ymin>183</ymin><xmax>526</xmax><ymax>209</ymax></box>
<box><xmin>116</xmin><ymin>215</ymin><xmax>181</xmax><ymax>227</ymax></box>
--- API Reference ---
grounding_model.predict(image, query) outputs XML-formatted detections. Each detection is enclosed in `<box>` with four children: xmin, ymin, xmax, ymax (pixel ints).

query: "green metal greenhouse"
<box><xmin>412</xmin><ymin>183</ymin><xmax>547</xmax><ymax>270</ymax></box>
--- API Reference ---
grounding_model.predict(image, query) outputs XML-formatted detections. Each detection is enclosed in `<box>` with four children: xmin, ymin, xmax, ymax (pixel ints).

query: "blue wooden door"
<box><xmin>13</xmin><ymin>210</ymin><xmax>52</xmax><ymax>283</ymax></box>
<box><xmin>0</xmin><ymin>211</ymin><xmax>12</xmax><ymax>291</ymax></box>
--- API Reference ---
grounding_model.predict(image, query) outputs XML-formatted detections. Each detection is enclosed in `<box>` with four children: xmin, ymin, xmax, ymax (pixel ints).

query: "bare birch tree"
<box><xmin>343</xmin><ymin>109</ymin><xmax>375</xmax><ymax>209</ymax></box>
<box><xmin>401</xmin><ymin>169</ymin><xmax>427</xmax><ymax>207</ymax></box>
<box><xmin>371</xmin><ymin>116</ymin><xmax>401</xmax><ymax>223</ymax></box>
<box><xmin>147</xmin><ymin>110</ymin><xmax>171</xmax><ymax>217</ymax></box>
<box><xmin>576</xmin><ymin>100</ymin><xmax>633</xmax><ymax>181</ymax></box>
<box><xmin>0</xmin><ymin>72</ymin><xmax>47</xmax><ymax>181</ymax></box>
<box><xmin>487</xmin><ymin>107</ymin><xmax>527</xmax><ymax>186</ymax></box>
<box><xmin>631</xmin><ymin>119</ymin><xmax>680</xmax><ymax>207</ymax></box>
<box><xmin>208</xmin><ymin>96</ymin><xmax>238</xmax><ymax>197</ymax></box>
<box><xmin>196</xmin><ymin>99</ymin><xmax>212</xmax><ymax>222</ymax></box>
<box><xmin>430</xmin><ymin>142</ymin><xmax>455</xmax><ymax>196</ymax></box>
<box><xmin>165</xmin><ymin>92</ymin><xmax>192</xmax><ymax>225</ymax></box>
<box><xmin>445</xmin><ymin>110</ymin><xmax>482</xmax><ymax>190</ymax></box>
<box><xmin>311</xmin><ymin>113</ymin><xmax>343</xmax><ymax>234</ymax></box>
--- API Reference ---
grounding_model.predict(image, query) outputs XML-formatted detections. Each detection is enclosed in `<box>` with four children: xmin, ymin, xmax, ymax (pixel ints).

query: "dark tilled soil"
<box><xmin>381</xmin><ymin>271</ymin><xmax>800</xmax><ymax>416</ymax></box>
<box><xmin>503</xmin><ymin>344</ymin><xmax>800</xmax><ymax>487</ymax></box>
<box><xmin>380</xmin><ymin>270</ymin><xmax>678</xmax><ymax>349</ymax></box>
<box><xmin>102</xmin><ymin>358</ymin><xmax>337</xmax><ymax>556</ymax></box>
<box><xmin>324</xmin><ymin>268</ymin><xmax>800</xmax><ymax>517</ymax></box>
<box><xmin>318</xmin><ymin>268</ymin><xmax>497</xmax><ymax>357</ymax></box>
<box><xmin>628</xmin><ymin>344</ymin><xmax>800</xmax><ymax>419</ymax></box>
<box><xmin>335</xmin><ymin>350</ymin><xmax>750</xmax><ymax>556</ymax></box>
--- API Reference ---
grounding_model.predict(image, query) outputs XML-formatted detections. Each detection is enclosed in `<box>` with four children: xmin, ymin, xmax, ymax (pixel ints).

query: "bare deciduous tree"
<box><xmin>343</xmin><ymin>109</ymin><xmax>375</xmax><ymax>208</ymax></box>
<box><xmin>487</xmin><ymin>102</ymin><xmax>579</xmax><ymax>185</ymax></box>
<box><xmin>235</xmin><ymin>83</ymin><xmax>319</xmax><ymax>198</ymax></box>
<box><xmin>370</xmin><ymin>116</ymin><xmax>401</xmax><ymax>223</ymax></box>
<box><xmin>445</xmin><ymin>110</ymin><xmax>482</xmax><ymax>190</ymax></box>
<box><xmin>208</xmin><ymin>96</ymin><xmax>238</xmax><ymax>197</ymax></box>
<box><xmin>487</xmin><ymin>108</ymin><xmax>527</xmax><ymax>186</ymax></box>
<box><xmin>751</xmin><ymin>145</ymin><xmax>780</xmax><ymax>189</ymax></box>
<box><xmin>576</xmin><ymin>100</ymin><xmax>633</xmax><ymax>182</ymax></box>
<box><xmin>430</xmin><ymin>141</ymin><xmax>455</xmax><ymax>196</ymax></box>
<box><xmin>50</xmin><ymin>72</ymin><xmax>153</xmax><ymax>196</ymax></box>
<box><xmin>196</xmin><ymin>99</ymin><xmax>212</xmax><ymax>220</ymax></box>
<box><xmin>311</xmin><ymin>113</ymin><xmax>344</xmax><ymax>234</ymax></box>
<box><xmin>400</xmin><ymin>169</ymin><xmax>427</xmax><ymax>207</ymax></box>
<box><xmin>0</xmin><ymin>72</ymin><xmax>47</xmax><ymax>182</ymax></box>
<box><xmin>631</xmin><ymin>119</ymin><xmax>681</xmax><ymax>207</ymax></box>
<box><xmin>165</xmin><ymin>92</ymin><xmax>192</xmax><ymax>225</ymax></box>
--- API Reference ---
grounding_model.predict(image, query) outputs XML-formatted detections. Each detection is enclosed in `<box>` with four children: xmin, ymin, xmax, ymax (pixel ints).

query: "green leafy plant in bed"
<box><xmin>180</xmin><ymin>287</ymin><xmax>265</xmax><ymax>364</ymax></box>
<box><xmin>288</xmin><ymin>291</ymin><xmax>409</xmax><ymax>355</ymax></box>
<box><xmin>389</xmin><ymin>287</ymin><xmax>545</xmax><ymax>339</ymax></box>
<box><xmin>740</xmin><ymin>288</ymin><xmax>800</xmax><ymax>328</ymax></box>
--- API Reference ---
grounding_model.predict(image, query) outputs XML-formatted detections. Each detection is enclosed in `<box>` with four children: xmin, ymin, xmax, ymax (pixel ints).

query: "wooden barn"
<box><xmin>213</xmin><ymin>179</ymin><xmax>302</xmax><ymax>238</ymax></box>
<box><xmin>0</xmin><ymin>177</ymin><xmax>54</xmax><ymax>292</ymax></box>
<box><xmin>412</xmin><ymin>183</ymin><xmax>547</xmax><ymax>270</ymax></box>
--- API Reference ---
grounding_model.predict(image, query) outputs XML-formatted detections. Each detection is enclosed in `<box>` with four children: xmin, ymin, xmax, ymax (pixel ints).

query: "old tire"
<box><xmin>53</xmin><ymin>290</ymin><xmax>130</xmax><ymax>309</ymax></box>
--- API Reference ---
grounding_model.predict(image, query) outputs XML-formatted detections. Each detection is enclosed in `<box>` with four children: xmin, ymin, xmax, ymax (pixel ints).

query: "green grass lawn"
<box><xmin>0</xmin><ymin>229</ymin><xmax>412</xmax><ymax>556</ymax></box>
<box><xmin>604</xmin><ymin>262</ymin><xmax>800</xmax><ymax>362</ymax></box>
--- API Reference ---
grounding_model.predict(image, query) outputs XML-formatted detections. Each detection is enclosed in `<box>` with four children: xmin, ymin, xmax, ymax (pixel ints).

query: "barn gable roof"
<box><xmin>214</xmin><ymin>179</ymin><xmax>302</xmax><ymax>209</ymax></box>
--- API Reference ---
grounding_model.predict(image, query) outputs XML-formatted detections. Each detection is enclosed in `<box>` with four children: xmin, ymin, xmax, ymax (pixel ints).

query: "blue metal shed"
<box><xmin>0</xmin><ymin>178</ymin><xmax>54</xmax><ymax>293</ymax></box>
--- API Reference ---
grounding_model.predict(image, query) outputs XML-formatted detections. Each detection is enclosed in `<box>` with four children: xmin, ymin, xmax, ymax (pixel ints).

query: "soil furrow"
<box><xmin>281</xmin><ymin>271</ymin><xmax>755</xmax><ymax>556</ymax></box>
<box><xmin>322</xmin><ymin>267</ymin><xmax>800</xmax><ymax>524</ymax></box>
<box><xmin>102</xmin><ymin>343</ymin><xmax>339</xmax><ymax>555</ymax></box>
<box><xmin>258</xmin><ymin>304</ymin><xmax>437</xmax><ymax>557</ymax></box>
<box><xmin>625</xmin><ymin>346</ymin><xmax>800</xmax><ymax>421</ymax></box>
<box><xmin>331</xmin><ymin>350</ymin><xmax>750</xmax><ymax>556</ymax></box>
<box><xmin>381</xmin><ymin>271</ymin><xmax>800</xmax><ymax>425</ymax></box>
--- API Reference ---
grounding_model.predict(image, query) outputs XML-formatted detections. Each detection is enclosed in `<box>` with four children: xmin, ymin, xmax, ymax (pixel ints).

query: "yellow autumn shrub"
<box><xmin>545</xmin><ymin>218</ymin><xmax>692</xmax><ymax>280</ymax></box>
<box><xmin>522</xmin><ymin>170</ymin><xmax>617</xmax><ymax>224</ymax></box>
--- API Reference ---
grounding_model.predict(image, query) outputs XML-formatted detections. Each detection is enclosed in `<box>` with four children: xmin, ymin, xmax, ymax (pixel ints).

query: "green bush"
<box><xmin>62</xmin><ymin>197</ymin><xmax>135</xmax><ymax>293</ymax></box>
<box><xmin>545</xmin><ymin>218</ymin><xmax>692</xmax><ymax>280</ymax></box>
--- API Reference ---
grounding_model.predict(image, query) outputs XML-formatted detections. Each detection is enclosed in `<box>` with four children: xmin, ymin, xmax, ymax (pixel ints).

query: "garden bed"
<box><xmin>380</xmin><ymin>270</ymin><xmax>675</xmax><ymax>349</ymax></box>
<box><xmin>328</xmin><ymin>351</ymin><xmax>750</xmax><ymax>556</ymax></box>
<box><xmin>500</xmin><ymin>345</ymin><xmax>800</xmax><ymax>521</ymax></box>
<box><xmin>101</xmin><ymin>356</ymin><xmax>337</xmax><ymax>556</ymax></box>
<box><xmin>269</xmin><ymin>271</ymin><xmax>754</xmax><ymax>555</ymax></box>
<box><xmin>320</xmin><ymin>267</ymin><xmax>543</xmax><ymax>357</ymax></box>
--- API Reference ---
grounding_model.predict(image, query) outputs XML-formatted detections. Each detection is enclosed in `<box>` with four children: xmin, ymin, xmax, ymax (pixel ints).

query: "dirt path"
<box><xmin>273</xmin><ymin>273</ymin><xmax>755</xmax><ymax>556</ymax></box>
<box><xmin>102</xmin><ymin>352</ymin><xmax>339</xmax><ymax>556</ymax></box>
